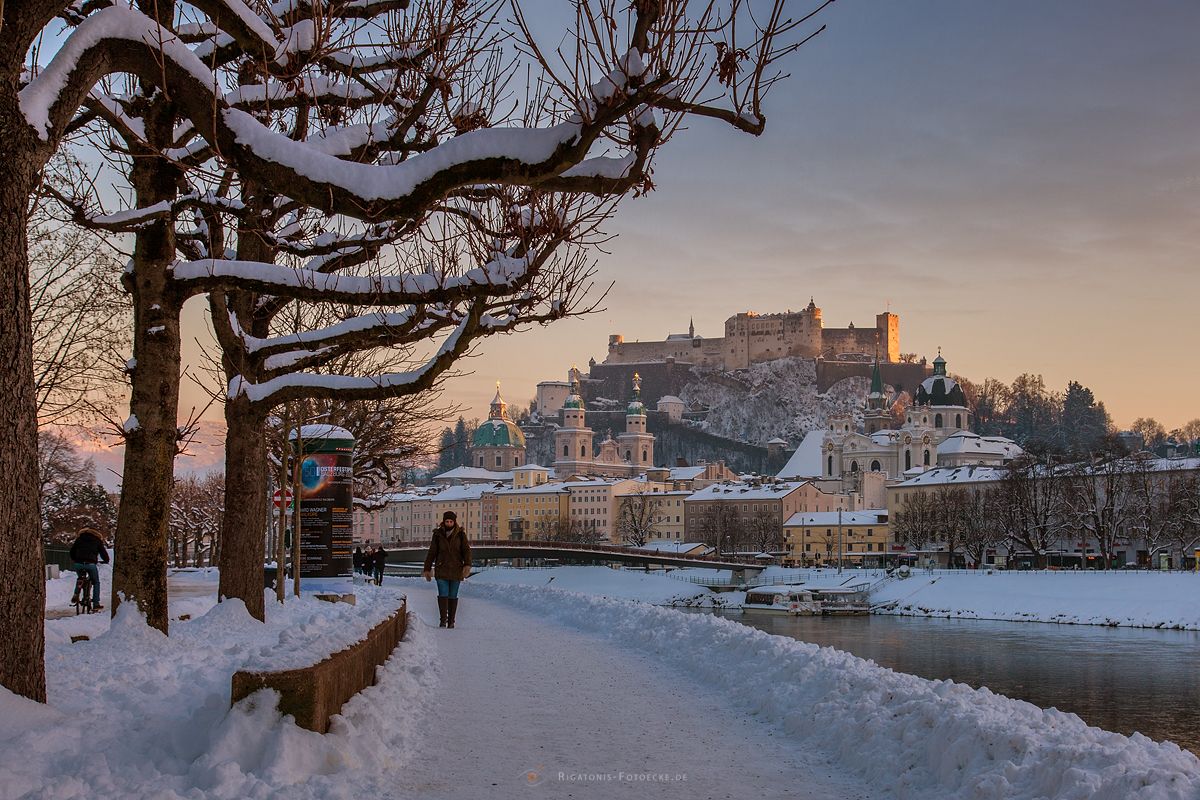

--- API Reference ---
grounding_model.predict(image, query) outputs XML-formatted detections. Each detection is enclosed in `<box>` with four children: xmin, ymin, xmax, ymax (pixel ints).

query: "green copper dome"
<box><xmin>472</xmin><ymin>418</ymin><xmax>526</xmax><ymax>448</ymax></box>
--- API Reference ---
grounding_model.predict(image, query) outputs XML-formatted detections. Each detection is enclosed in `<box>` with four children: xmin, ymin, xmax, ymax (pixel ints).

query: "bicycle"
<box><xmin>73</xmin><ymin>569</ymin><xmax>95</xmax><ymax>615</ymax></box>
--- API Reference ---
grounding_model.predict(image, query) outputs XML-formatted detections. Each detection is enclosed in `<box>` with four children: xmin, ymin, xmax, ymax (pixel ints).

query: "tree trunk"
<box><xmin>0</xmin><ymin>97</ymin><xmax>46</xmax><ymax>702</ymax></box>
<box><xmin>110</xmin><ymin>101</ymin><xmax>182</xmax><ymax>632</ymax></box>
<box><xmin>218</xmin><ymin>397</ymin><xmax>269</xmax><ymax>620</ymax></box>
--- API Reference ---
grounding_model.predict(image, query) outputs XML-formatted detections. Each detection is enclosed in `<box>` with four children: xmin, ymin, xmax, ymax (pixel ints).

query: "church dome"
<box><xmin>472</xmin><ymin>418</ymin><xmax>526</xmax><ymax>448</ymax></box>
<box><xmin>915</xmin><ymin>351</ymin><xmax>966</xmax><ymax>407</ymax></box>
<box><xmin>473</xmin><ymin>382</ymin><xmax>526</xmax><ymax>448</ymax></box>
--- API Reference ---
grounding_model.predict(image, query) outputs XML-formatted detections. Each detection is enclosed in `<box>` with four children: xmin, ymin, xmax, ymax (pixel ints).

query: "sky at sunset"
<box><xmin>169</xmin><ymin>0</ymin><xmax>1200</xmax><ymax>444</ymax></box>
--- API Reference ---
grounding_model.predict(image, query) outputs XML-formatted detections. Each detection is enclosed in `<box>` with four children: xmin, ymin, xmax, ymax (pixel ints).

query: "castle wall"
<box><xmin>604</xmin><ymin>337</ymin><xmax>726</xmax><ymax>367</ymax></box>
<box><xmin>607</xmin><ymin>306</ymin><xmax>899</xmax><ymax>371</ymax></box>
<box><xmin>815</xmin><ymin>361</ymin><xmax>929</xmax><ymax>395</ymax></box>
<box><xmin>822</xmin><ymin>326</ymin><xmax>885</xmax><ymax>358</ymax></box>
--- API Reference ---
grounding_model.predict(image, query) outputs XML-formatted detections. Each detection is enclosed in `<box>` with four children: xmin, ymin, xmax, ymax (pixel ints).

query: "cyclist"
<box><xmin>69</xmin><ymin>527</ymin><xmax>110</xmax><ymax>610</ymax></box>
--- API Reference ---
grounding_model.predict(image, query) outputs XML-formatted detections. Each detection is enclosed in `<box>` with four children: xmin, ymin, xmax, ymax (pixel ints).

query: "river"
<box><xmin>702</xmin><ymin>610</ymin><xmax>1200</xmax><ymax>755</ymax></box>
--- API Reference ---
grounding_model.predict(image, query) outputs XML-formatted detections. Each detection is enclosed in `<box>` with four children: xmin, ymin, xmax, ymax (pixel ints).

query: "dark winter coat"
<box><xmin>374</xmin><ymin>548</ymin><xmax>387</xmax><ymax>573</ymax></box>
<box><xmin>362</xmin><ymin>550</ymin><xmax>375</xmax><ymax>573</ymax></box>
<box><xmin>353</xmin><ymin>548</ymin><xmax>364</xmax><ymax>570</ymax></box>
<box><xmin>69</xmin><ymin>531</ymin><xmax>109</xmax><ymax>565</ymax></box>
<box><xmin>423</xmin><ymin>525</ymin><xmax>471</xmax><ymax>581</ymax></box>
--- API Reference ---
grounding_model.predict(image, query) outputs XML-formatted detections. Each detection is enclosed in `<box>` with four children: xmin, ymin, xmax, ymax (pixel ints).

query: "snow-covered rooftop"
<box><xmin>434</xmin><ymin>466</ymin><xmax>515</xmax><ymax>482</ymax></box>
<box><xmin>686</xmin><ymin>481</ymin><xmax>809</xmax><ymax>502</ymax></box>
<box><xmin>776</xmin><ymin>430</ymin><xmax>824</xmax><ymax>479</ymax></box>
<box><xmin>288</xmin><ymin>423</ymin><xmax>353</xmax><ymax>440</ymax></box>
<box><xmin>669</xmin><ymin>465</ymin><xmax>706</xmax><ymax>480</ymax></box>
<box><xmin>936</xmin><ymin>430</ymin><xmax>1022</xmax><ymax>458</ymax></box>
<box><xmin>785</xmin><ymin>510</ymin><xmax>888</xmax><ymax>527</ymax></box>
<box><xmin>895</xmin><ymin>465</ymin><xmax>1008</xmax><ymax>487</ymax></box>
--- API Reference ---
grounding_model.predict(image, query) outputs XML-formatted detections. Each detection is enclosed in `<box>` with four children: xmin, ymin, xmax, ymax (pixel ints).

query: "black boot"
<box><xmin>447</xmin><ymin>598</ymin><xmax>458</xmax><ymax>629</ymax></box>
<box><xmin>437</xmin><ymin>596</ymin><xmax>448</xmax><ymax>628</ymax></box>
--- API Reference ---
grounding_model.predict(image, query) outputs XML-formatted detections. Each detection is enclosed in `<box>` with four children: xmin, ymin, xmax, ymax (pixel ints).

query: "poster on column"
<box><xmin>292</xmin><ymin>426</ymin><xmax>355</xmax><ymax>579</ymax></box>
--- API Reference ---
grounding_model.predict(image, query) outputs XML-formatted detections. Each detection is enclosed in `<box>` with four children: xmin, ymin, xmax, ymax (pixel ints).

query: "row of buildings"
<box><xmin>356</xmin><ymin>349</ymin><xmax>1197</xmax><ymax>569</ymax></box>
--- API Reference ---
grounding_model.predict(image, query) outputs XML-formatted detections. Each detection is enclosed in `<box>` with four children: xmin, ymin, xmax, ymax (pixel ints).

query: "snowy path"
<box><xmin>395</xmin><ymin>581</ymin><xmax>870</xmax><ymax>799</ymax></box>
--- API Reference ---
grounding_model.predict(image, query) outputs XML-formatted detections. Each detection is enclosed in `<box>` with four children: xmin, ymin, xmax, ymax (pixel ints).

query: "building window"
<box><xmin>827</xmin><ymin>455</ymin><xmax>833</xmax><ymax>475</ymax></box>
<box><xmin>935</xmin><ymin>413</ymin><xmax>943</xmax><ymax>428</ymax></box>
<box><xmin>956</xmin><ymin>413</ymin><xmax>962</xmax><ymax>429</ymax></box>
<box><xmin>905</xmin><ymin>451</ymin><xmax>912</xmax><ymax>470</ymax></box>
<box><xmin>642</xmin><ymin>449</ymin><xmax>648</xmax><ymax>462</ymax></box>
<box><xmin>563</xmin><ymin>444</ymin><xmax>569</xmax><ymax>457</ymax></box>
<box><xmin>478</xmin><ymin>456</ymin><xmax>484</xmax><ymax>466</ymax></box>
<box><xmin>870</xmin><ymin>460</ymin><xmax>881</xmax><ymax>472</ymax></box>
<box><xmin>850</xmin><ymin>461</ymin><xmax>858</xmax><ymax>473</ymax></box>
<box><xmin>496</xmin><ymin>455</ymin><xmax>502</xmax><ymax>467</ymax></box>
<box><xmin>923</xmin><ymin>449</ymin><xmax>931</xmax><ymax>466</ymax></box>
<box><xmin>581</xmin><ymin>445</ymin><xmax>587</xmax><ymax>457</ymax></box>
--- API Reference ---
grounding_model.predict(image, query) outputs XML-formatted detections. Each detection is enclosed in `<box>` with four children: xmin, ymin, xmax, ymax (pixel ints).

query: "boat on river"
<box><xmin>808</xmin><ymin>586</ymin><xmax>871</xmax><ymax>616</ymax></box>
<box><xmin>741</xmin><ymin>585</ymin><xmax>821</xmax><ymax>616</ymax></box>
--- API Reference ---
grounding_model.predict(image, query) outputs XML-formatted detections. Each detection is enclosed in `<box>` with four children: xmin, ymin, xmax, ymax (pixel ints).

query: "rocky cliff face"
<box><xmin>680</xmin><ymin>358</ymin><xmax>873</xmax><ymax>446</ymax></box>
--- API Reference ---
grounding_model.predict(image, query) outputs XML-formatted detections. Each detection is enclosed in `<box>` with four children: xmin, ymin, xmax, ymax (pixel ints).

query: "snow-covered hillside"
<box><xmin>680</xmin><ymin>358</ymin><xmax>877</xmax><ymax>445</ymax></box>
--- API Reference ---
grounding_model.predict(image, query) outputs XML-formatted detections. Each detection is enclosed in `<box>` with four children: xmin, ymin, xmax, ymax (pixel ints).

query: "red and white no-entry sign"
<box><xmin>272</xmin><ymin>488</ymin><xmax>294</xmax><ymax>509</ymax></box>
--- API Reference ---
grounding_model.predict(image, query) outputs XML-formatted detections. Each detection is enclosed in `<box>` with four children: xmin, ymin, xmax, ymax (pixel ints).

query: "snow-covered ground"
<box><xmin>470</xmin><ymin>578</ymin><xmax>1200</xmax><ymax>800</ymax></box>
<box><xmin>6</xmin><ymin>570</ymin><xmax>422</xmax><ymax>799</ymax></box>
<box><xmin>470</xmin><ymin>564</ymin><xmax>739</xmax><ymax>606</ymax></box>
<box><xmin>872</xmin><ymin>570</ymin><xmax>1200</xmax><ymax>630</ymax></box>
<box><xmin>12</xmin><ymin>565</ymin><xmax>1200</xmax><ymax>798</ymax></box>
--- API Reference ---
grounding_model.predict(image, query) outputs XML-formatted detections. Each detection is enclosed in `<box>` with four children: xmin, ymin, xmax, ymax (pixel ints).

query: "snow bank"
<box><xmin>470</xmin><ymin>566</ymin><xmax>737</xmax><ymax>607</ymax></box>
<box><xmin>473</xmin><ymin>583</ymin><xmax>1200</xmax><ymax>800</ymax></box>
<box><xmin>873</xmin><ymin>571</ymin><xmax>1200</xmax><ymax>630</ymax></box>
<box><xmin>9</xmin><ymin>581</ymin><xmax>428</xmax><ymax>799</ymax></box>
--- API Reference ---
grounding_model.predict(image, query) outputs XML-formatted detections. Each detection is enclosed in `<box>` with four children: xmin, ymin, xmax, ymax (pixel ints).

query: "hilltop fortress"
<box><xmin>605</xmin><ymin>299</ymin><xmax>900</xmax><ymax>370</ymax></box>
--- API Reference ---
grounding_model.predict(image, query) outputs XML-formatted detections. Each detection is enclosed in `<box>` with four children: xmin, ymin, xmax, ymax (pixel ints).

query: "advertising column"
<box><xmin>290</xmin><ymin>424</ymin><xmax>355</xmax><ymax>589</ymax></box>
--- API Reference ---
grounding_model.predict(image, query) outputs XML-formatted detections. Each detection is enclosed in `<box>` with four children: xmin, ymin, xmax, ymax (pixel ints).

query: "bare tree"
<box><xmin>994</xmin><ymin>455</ymin><xmax>1066</xmax><ymax>568</ymax></box>
<box><xmin>1062</xmin><ymin>455</ymin><xmax>1134</xmax><ymax>569</ymax></box>
<box><xmin>694</xmin><ymin>503</ymin><xmax>740</xmax><ymax>555</ymax></box>
<box><xmin>960</xmin><ymin>488</ymin><xmax>1001</xmax><ymax>568</ymax></box>
<box><xmin>169</xmin><ymin>472</ymin><xmax>224</xmax><ymax>568</ymax></box>
<box><xmin>746</xmin><ymin>509</ymin><xmax>782</xmax><ymax>555</ymax></box>
<box><xmin>2</xmin><ymin>0</ymin><xmax>829</xmax><ymax>698</ymax></box>
<box><xmin>892</xmin><ymin>491</ymin><xmax>938</xmax><ymax>556</ymax></box>
<box><xmin>30</xmin><ymin>156</ymin><xmax>130</xmax><ymax>426</ymax></box>
<box><xmin>617</xmin><ymin>492</ymin><xmax>659</xmax><ymax>547</ymax></box>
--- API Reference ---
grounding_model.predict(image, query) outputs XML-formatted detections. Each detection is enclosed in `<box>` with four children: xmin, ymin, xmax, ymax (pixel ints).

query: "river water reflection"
<box><xmin>706</xmin><ymin>610</ymin><xmax>1200</xmax><ymax>754</ymax></box>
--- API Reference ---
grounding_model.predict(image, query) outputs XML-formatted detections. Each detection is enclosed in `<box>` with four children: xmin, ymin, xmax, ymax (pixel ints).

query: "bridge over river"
<box><xmin>385</xmin><ymin>539</ymin><xmax>768</xmax><ymax>581</ymax></box>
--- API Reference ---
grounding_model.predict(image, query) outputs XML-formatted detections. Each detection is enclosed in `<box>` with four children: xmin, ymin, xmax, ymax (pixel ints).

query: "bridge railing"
<box><xmin>398</xmin><ymin>539</ymin><xmax>771</xmax><ymax>567</ymax></box>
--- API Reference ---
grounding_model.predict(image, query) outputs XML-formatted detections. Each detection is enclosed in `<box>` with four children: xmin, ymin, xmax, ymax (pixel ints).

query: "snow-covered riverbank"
<box><xmin>473</xmin><ymin>580</ymin><xmax>1200</xmax><ymax>800</ymax></box>
<box><xmin>871</xmin><ymin>570</ymin><xmax>1200</xmax><ymax>630</ymax></box>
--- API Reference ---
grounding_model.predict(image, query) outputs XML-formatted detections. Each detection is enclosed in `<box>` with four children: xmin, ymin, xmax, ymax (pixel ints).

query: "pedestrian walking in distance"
<box><xmin>373</xmin><ymin>545</ymin><xmax>387</xmax><ymax>585</ymax></box>
<box><xmin>362</xmin><ymin>547</ymin><xmax>375</xmax><ymax>582</ymax></box>
<box><xmin>353</xmin><ymin>546</ymin><xmax>364</xmax><ymax>576</ymax></box>
<box><xmin>423</xmin><ymin>511</ymin><xmax>472</xmax><ymax>628</ymax></box>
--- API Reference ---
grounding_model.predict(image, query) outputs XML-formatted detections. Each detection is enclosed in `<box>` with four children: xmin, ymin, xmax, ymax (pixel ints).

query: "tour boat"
<box><xmin>808</xmin><ymin>586</ymin><xmax>871</xmax><ymax>616</ymax></box>
<box><xmin>741</xmin><ymin>585</ymin><xmax>820</xmax><ymax>616</ymax></box>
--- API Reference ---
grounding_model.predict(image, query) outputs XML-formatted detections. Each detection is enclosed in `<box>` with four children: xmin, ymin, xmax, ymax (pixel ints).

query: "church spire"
<box><xmin>932</xmin><ymin>347</ymin><xmax>947</xmax><ymax>376</ymax></box>
<box><xmin>689</xmin><ymin>317</ymin><xmax>694</xmax><ymax>339</ymax></box>
<box><xmin>489</xmin><ymin>381</ymin><xmax>508</xmax><ymax>420</ymax></box>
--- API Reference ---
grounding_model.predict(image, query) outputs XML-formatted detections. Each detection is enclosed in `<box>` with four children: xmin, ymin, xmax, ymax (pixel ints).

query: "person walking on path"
<box><xmin>353</xmin><ymin>546</ymin><xmax>364</xmax><ymax>576</ymax></box>
<box><xmin>423</xmin><ymin>511</ymin><xmax>471</xmax><ymax>628</ymax></box>
<box><xmin>362</xmin><ymin>547</ymin><xmax>375</xmax><ymax>582</ymax></box>
<box><xmin>69</xmin><ymin>527</ymin><xmax>110</xmax><ymax>610</ymax></box>
<box><xmin>373</xmin><ymin>545</ymin><xmax>388</xmax><ymax>585</ymax></box>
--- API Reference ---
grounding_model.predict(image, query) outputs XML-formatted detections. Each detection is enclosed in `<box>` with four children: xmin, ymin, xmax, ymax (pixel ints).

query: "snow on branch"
<box><xmin>231</xmin><ymin>303</ymin><xmax>483</xmax><ymax>407</ymax></box>
<box><xmin>171</xmin><ymin>252</ymin><xmax>536</xmax><ymax>304</ymax></box>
